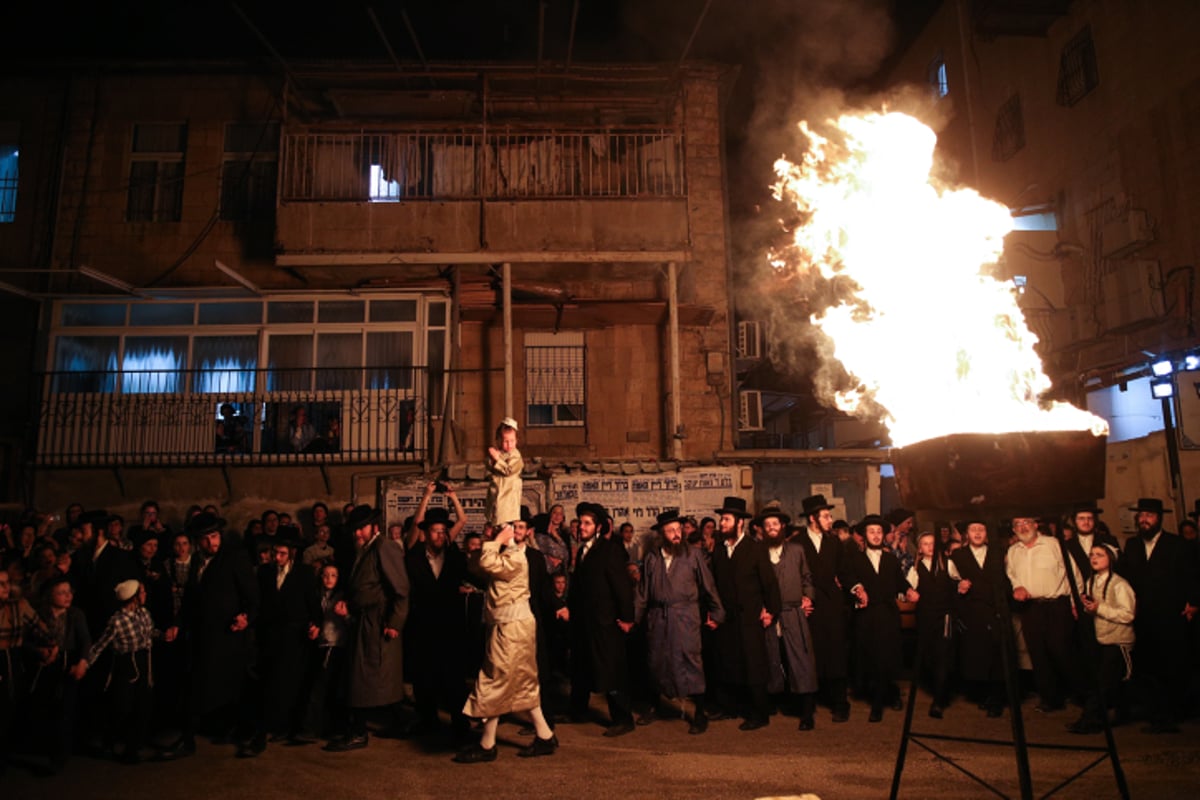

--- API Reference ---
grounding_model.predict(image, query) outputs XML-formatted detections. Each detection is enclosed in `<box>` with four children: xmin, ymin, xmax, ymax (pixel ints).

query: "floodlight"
<box><xmin>1151</xmin><ymin>359</ymin><xmax>1174</xmax><ymax>377</ymax></box>
<box><xmin>1150</xmin><ymin>377</ymin><xmax>1174</xmax><ymax>399</ymax></box>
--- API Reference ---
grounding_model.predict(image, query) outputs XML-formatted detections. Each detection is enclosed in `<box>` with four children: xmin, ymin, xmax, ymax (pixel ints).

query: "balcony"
<box><xmin>35</xmin><ymin>366</ymin><xmax>439</xmax><ymax>467</ymax></box>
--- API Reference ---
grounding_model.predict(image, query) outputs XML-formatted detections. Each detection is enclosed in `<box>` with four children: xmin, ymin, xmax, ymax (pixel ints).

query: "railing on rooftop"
<box><xmin>280</xmin><ymin>128</ymin><xmax>686</xmax><ymax>202</ymax></box>
<box><xmin>36</xmin><ymin>366</ymin><xmax>438</xmax><ymax>466</ymax></box>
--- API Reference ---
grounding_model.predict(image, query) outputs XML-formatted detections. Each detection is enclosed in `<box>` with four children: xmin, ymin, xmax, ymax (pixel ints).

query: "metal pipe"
<box><xmin>503</xmin><ymin>262</ymin><xmax>513</xmax><ymax>418</ymax></box>
<box><xmin>668</xmin><ymin>261</ymin><xmax>682</xmax><ymax>460</ymax></box>
<box><xmin>400</xmin><ymin>5</ymin><xmax>435</xmax><ymax>87</ymax></box>
<box><xmin>367</xmin><ymin>7</ymin><xmax>405</xmax><ymax>72</ymax></box>
<box><xmin>678</xmin><ymin>0</ymin><xmax>716</xmax><ymax>67</ymax></box>
<box><xmin>565</xmin><ymin>0</ymin><xmax>580</xmax><ymax>68</ymax></box>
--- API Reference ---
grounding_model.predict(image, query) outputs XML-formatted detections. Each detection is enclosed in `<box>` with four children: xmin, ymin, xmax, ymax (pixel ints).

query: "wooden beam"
<box><xmin>277</xmin><ymin>251</ymin><xmax>692</xmax><ymax>266</ymax></box>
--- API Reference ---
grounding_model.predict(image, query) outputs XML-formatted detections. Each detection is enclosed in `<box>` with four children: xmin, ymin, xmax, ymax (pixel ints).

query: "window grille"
<box><xmin>992</xmin><ymin>94</ymin><xmax>1026</xmax><ymax>162</ymax></box>
<box><xmin>1057</xmin><ymin>26</ymin><xmax>1099</xmax><ymax>107</ymax></box>
<box><xmin>525</xmin><ymin>332</ymin><xmax>585</xmax><ymax>427</ymax></box>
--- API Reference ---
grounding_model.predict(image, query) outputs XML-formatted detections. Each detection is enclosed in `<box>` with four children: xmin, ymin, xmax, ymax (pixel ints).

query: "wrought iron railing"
<box><xmin>280</xmin><ymin>127</ymin><xmax>686</xmax><ymax>202</ymax></box>
<box><xmin>35</xmin><ymin>366</ymin><xmax>438</xmax><ymax>466</ymax></box>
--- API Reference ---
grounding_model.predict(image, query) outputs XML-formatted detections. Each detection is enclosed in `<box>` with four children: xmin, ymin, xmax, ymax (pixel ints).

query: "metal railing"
<box><xmin>280</xmin><ymin>128</ymin><xmax>686</xmax><ymax>202</ymax></box>
<box><xmin>35</xmin><ymin>366</ymin><xmax>438</xmax><ymax>466</ymax></box>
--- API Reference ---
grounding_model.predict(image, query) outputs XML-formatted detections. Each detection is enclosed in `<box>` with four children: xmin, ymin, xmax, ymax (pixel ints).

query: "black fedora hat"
<box><xmin>130</xmin><ymin>528</ymin><xmax>161</xmax><ymax>550</ymax></box>
<box><xmin>754</xmin><ymin>503</ymin><xmax>791</xmax><ymax>528</ymax></box>
<box><xmin>856</xmin><ymin>514</ymin><xmax>892</xmax><ymax>537</ymax></box>
<box><xmin>345</xmin><ymin>504</ymin><xmax>382</xmax><ymax>531</ymax></box>
<box><xmin>78</xmin><ymin>508</ymin><xmax>112</xmax><ymax>528</ymax></box>
<box><xmin>185</xmin><ymin>511</ymin><xmax>225</xmax><ymax>537</ymax></box>
<box><xmin>575</xmin><ymin>502</ymin><xmax>608</xmax><ymax>523</ymax></box>
<box><xmin>1129</xmin><ymin>498</ymin><xmax>1171</xmax><ymax>515</ymax></box>
<box><xmin>419</xmin><ymin>507</ymin><xmax>452</xmax><ymax>531</ymax></box>
<box><xmin>1070</xmin><ymin>501</ymin><xmax>1103</xmax><ymax>516</ymax></box>
<box><xmin>886</xmin><ymin>507</ymin><xmax>914</xmax><ymax>527</ymax></box>
<box><xmin>714</xmin><ymin>496</ymin><xmax>753</xmax><ymax>519</ymax></box>
<box><xmin>799</xmin><ymin>495</ymin><xmax>836</xmax><ymax>518</ymax></box>
<box><xmin>651</xmin><ymin>508</ymin><xmax>685</xmax><ymax>531</ymax></box>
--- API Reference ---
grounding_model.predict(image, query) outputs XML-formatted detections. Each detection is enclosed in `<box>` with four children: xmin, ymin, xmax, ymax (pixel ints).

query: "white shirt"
<box><xmin>276</xmin><ymin>561</ymin><xmax>291</xmax><ymax>590</ymax></box>
<box><xmin>768</xmin><ymin>544</ymin><xmax>783</xmax><ymax>565</ymax></box>
<box><xmin>807</xmin><ymin>528</ymin><xmax>823</xmax><ymax>554</ymax></box>
<box><xmin>865</xmin><ymin>547</ymin><xmax>882</xmax><ymax>574</ymax></box>
<box><xmin>426</xmin><ymin>547</ymin><xmax>445</xmax><ymax>579</ymax></box>
<box><xmin>1143</xmin><ymin>531</ymin><xmax>1162</xmax><ymax>560</ymax></box>
<box><xmin>725</xmin><ymin>533</ymin><xmax>745</xmax><ymax>559</ymax></box>
<box><xmin>661</xmin><ymin>547</ymin><xmax>674</xmax><ymax>572</ymax></box>
<box><xmin>579</xmin><ymin>539</ymin><xmax>594</xmax><ymax>562</ymax></box>
<box><xmin>1076</xmin><ymin>532</ymin><xmax>1094</xmax><ymax>555</ymax></box>
<box><xmin>905</xmin><ymin>557</ymin><xmax>934</xmax><ymax>590</ymax></box>
<box><xmin>1006</xmin><ymin>535</ymin><xmax>1080</xmax><ymax>599</ymax></box>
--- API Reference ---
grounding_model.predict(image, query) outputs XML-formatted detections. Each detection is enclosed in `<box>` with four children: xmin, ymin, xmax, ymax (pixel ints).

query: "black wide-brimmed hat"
<box><xmin>651</xmin><ymin>508</ymin><xmax>685</xmax><ymax>531</ymax></box>
<box><xmin>753</xmin><ymin>503</ymin><xmax>791</xmax><ymax>528</ymax></box>
<box><xmin>1129</xmin><ymin>498</ymin><xmax>1171</xmax><ymax>515</ymax></box>
<box><xmin>799</xmin><ymin>495</ymin><xmax>835</xmax><ymax>518</ymax></box>
<box><xmin>1070</xmin><ymin>501</ymin><xmax>1103</xmax><ymax>516</ymax></box>
<box><xmin>345</xmin><ymin>504</ymin><xmax>382</xmax><ymax>531</ymax></box>
<box><xmin>418</xmin><ymin>507</ymin><xmax>452</xmax><ymax>531</ymax></box>
<box><xmin>130</xmin><ymin>528</ymin><xmax>161</xmax><ymax>549</ymax></box>
<box><xmin>886</xmin><ymin>507</ymin><xmax>914</xmax><ymax>527</ymax></box>
<box><xmin>575</xmin><ymin>502</ymin><xmax>608</xmax><ymax>523</ymax></box>
<box><xmin>185</xmin><ymin>511</ymin><xmax>225</xmax><ymax>537</ymax></box>
<box><xmin>78</xmin><ymin>509</ymin><xmax>112</xmax><ymax>528</ymax></box>
<box><xmin>713</xmin><ymin>496</ymin><xmax>753</xmax><ymax>519</ymax></box>
<box><xmin>856</xmin><ymin>514</ymin><xmax>892</xmax><ymax>537</ymax></box>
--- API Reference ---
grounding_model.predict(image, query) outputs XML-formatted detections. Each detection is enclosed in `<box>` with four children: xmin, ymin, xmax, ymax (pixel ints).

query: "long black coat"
<box><xmin>180</xmin><ymin>543</ymin><xmax>259</xmax><ymax>714</ymax></box>
<box><xmin>635</xmin><ymin>544</ymin><xmax>724</xmax><ymax>698</ymax></box>
<box><xmin>796</xmin><ymin>530</ymin><xmax>852</xmax><ymax>680</ymax></box>
<box><xmin>404</xmin><ymin>542</ymin><xmax>469</xmax><ymax>686</ymax></box>
<box><xmin>711</xmin><ymin>535</ymin><xmax>782</xmax><ymax>687</ymax></box>
<box><xmin>256</xmin><ymin>561</ymin><xmax>320</xmax><ymax>728</ymax></box>
<box><xmin>524</xmin><ymin>546</ymin><xmax>555</xmax><ymax>679</ymax></box>
<box><xmin>345</xmin><ymin>535</ymin><xmax>409</xmax><ymax>708</ymax></box>
<box><xmin>72</xmin><ymin>542</ymin><xmax>137</xmax><ymax>637</ymax></box>
<box><xmin>849</xmin><ymin>548</ymin><xmax>906</xmax><ymax>683</ymax></box>
<box><xmin>949</xmin><ymin>545</ymin><xmax>1009</xmax><ymax>682</ymax></box>
<box><xmin>569</xmin><ymin>536</ymin><xmax>634</xmax><ymax>694</ymax></box>
<box><xmin>1064</xmin><ymin>531</ymin><xmax>1122</xmax><ymax>581</ymax></box>
<box><xmin>1123</xmin><ymin>531</ymin><xmax>1199</xmax><ymax>675</ymax></box>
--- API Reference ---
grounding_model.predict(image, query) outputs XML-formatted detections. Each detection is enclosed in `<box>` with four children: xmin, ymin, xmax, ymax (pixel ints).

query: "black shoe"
<box><xmin>1142</xmin><ymin>722</ymin><xmax>1181</xmax><ymax>735</ymax></box>
<box><xmin>891</xmin><ymin>696</ymin><xmax>905</xmax><ymax>712</ymax></box>
<box><xmin>831</xmin><ymin>707</ymin><xmax>850</xmax><ymax>723</ymax></box>
<box><xmin>517</xmin><ymin>734</ymin><xmax>558</xmax><ymax>758</ymax></box>
<box><xmin>324</xmin><ymin>734</ymin><xmax>369</xmax><ymax>752</ymax></box>
<box><xmin>453</xmin><ymin>743</ymin><xmax>498</xmax><ymax>763</ymax></box>
<box><xmin>236</xmin><ymin>736</ymin><xmax>266</xmax><ymax>759</ymax></box>
<box><xmin>868</xmin><ymin>707</ymin><xmax>883</xmax><ymax>723</ymax></box>
<box><xmin>798</xmin><ymin>717</ymin><xmax>814</xmax><ymax>731</ymax></box>
<box><xmin>155</xmin><ymin>738</ymin><xmax>196</xmax><ymax>761</ymax></box>
<box><xmin>738</xmin><ymin>717</ymin><xmax>768</xmax><ymax>731</ymax></box>
<box><xmin>928</xmin><ymin>704</ymin><xmax>944</xmax><ymax>719</ymax></box>
<box><xmin>636</xmin><ymin>709</ymin><xmax>656</xmax><ymax>726</ymax></box>
<box><xmin>707</xmin><ymin>710</ymin><xmax>736</xmax><ymax>722</ymax></box>
<box><xmin>603</xmin><ymin>721</ymin><xmax>636</xmax><ymax>738</ymax></box>
<box><xmin>688</xmin><ymin>715</ymin><xmax>709</xmax><ymax>735</ymax></box>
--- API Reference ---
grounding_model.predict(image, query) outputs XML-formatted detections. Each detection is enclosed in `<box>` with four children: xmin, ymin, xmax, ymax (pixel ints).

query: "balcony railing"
<box><xmin>280</xmin><ymin>128</ymin><xmax>686</xmax><ymax>202</ymax></box>
<box><xmin>36</xmin><ymin>367</ymin><xmax>438</xmax><ymax>467</ymax></box>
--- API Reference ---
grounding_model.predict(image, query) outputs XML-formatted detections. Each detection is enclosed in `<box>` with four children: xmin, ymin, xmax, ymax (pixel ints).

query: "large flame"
<box><xmin>771</xmin><ymin>111</ymin><xmax>1107</xmax><ymax>448</ymax></box>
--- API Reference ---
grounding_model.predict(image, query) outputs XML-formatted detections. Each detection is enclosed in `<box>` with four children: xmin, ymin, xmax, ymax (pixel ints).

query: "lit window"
<box><xmin>928</xmin><ymin>54</ymin><xmax>949</xmax><ymax>98</ymax></box>
<box><xmin>0</xmin><ymin>144</ymin><xmax>17</xmax><ymax>223</ymax></box>
<box><xmin>525</xmin><ymin>331</ymin><xmax>585</xmax><ymax>427</ymax></box>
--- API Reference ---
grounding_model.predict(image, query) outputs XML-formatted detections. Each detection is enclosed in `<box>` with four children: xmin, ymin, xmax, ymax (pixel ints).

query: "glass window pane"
<box><xmin>123</xmin><ymin>335</ymin><xmax>187</xmax><ymax>394</ymax></box>
<box><xmin>61</xmin><ymin>303</ymin><xmax>126</xmax><ymax>327</ymax></box>
<box><xmin>427</xmin><ymin>301</ymin><xmax>446</xmax><ymax>326</ymax></box>
<box><xmin>133</xmin><ymin>123</ymin><xmax>187</xmax><ymax>153</ymax></box>
<box><xmin>130</xmin><ymin>303</ymin><xmax>193</xmax><ymax>326</ymax></box>
<box><xmin>365</xmin><ymin>331</ymin><xmax>413</xmax><ymax>390</ymax></box>
<box><xmin>426</xmin><ymin>329</ymin><xmax>445</xmax><ymax>412</ymax></box>
<box><xmin>52</xmin><ymin>336</ymin><xmax>118</xmax><ymax>392</ymax></box>
<box><xmin>156</xmin><ymin>160</ymin><xmax>184</xmax><ymax>222</ymax></box>
<box><xmin>317</xmin><ymin>333</ymin><xmax>361</xmax><ymax>390</ymax></box>
<box><xmin>194</xmin><ymin>335</ymin><xmax>258</xmax><ymax>393</ymax></box>
<box><xmin>198</xmin><ymin>302</ymin><xmax>261</xmax><ymax>325</ymax></box>
<box><xmin>267</xmin><ymin>334</ymin><xmax>312</xmax><ymax>391</ymax></box>
<box><xmin>370</xmin><ymin>300</ymin><xmax>417</xmax><ymax>323</ymax></box>
<box><xmin>267</xmin><ymin>301</ymin><xmax>313</xmax><ymax>324</ymax></box>
<box><xmin>318</xmin><ymin>300</ymin><xmax>365</xmax><ymax>323</ymax></box>
<box><xmin>127</xmin><ymin>161</ymin><xmax>157</xmax><ymax>221</ymax></box>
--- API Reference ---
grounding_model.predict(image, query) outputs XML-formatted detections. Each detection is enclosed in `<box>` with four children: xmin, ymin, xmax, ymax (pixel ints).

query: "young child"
<box><xmin>484</xmin><ymin>417</ymin><xmax>524</xmax><ymax>528</ymax></box>
<box><xmin>303</xmin><ymin>525</ymin><xmax>335</xmax><ymax>568</ymax></box>
<box><xmin>1068</xmin><ymin>543</ymin><xmax>1135</xmax><ymax>734</ymax></box>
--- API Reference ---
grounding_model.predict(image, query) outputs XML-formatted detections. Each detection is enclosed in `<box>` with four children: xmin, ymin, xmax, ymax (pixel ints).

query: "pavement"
<box><xmin>5</xmin><ymin>692</ymin><xmax>1199</xmax><ymax>800</ymax></box>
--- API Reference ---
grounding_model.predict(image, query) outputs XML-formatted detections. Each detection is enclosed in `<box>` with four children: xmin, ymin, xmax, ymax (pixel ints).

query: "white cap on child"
<box><xmin>500</xmin><ymin>416</ymin><xmax>519</xmax><ymax>431</ymax></box>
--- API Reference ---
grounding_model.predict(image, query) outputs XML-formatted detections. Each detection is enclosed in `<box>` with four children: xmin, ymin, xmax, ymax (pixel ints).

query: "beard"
<box><xmin>763</xmin><ymin>530</ymin><xmax>785</xmax><ymax>548</ymax></box>
<box><xmin>661</xmin><ymin>538</ymin><xmax>689</xmax><ymax>558</ymax></box>
<box><xmin>1138</xmin><ymin>520</ymin><xmax>1162</xmax><ymax>540</ymax></box>
<box><xmin>1015</xmin><ymin>527</ymin><xmax>1038</xmax><ymax>545</ymax></box>
<box><xmin>866</xmin><ymin>540</ymin><xmax>884</xmax><ymax>550</ymax></box>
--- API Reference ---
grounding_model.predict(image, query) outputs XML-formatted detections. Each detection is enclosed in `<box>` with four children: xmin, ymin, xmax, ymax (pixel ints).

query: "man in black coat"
<box><xmin>948</xmin><ymin>520</ymin><xmax>1010</xmax><ymax>717</ymax></box>
<box><xmin>404</xmin><ymin>506</ymin><xmax>470</xmax><ymax>743</ymax></box>
<box><xmin>160</xmin><ymin>512</ymin><xmax>260</xmax><ymax>759</ymax></box>
<box><xmin>70</xmin><ymin>510</ymin><xmax>137</xmax><ymax>638</ymax></box>
<box><xmin>795</xmin><ymin>494</ymin><xmax>854</xmax><ymax>722</ymax></box>
<box><xmin>1122</xmin><ymin>497</ymin><xmax>1200</xmax><ymax>733</ymax></box>
<box><xmin>567</xmin><ymin>501</ymin><xmax>637</xmax><ymax>736</ymax></box>
<box><xmin>710</xmin><ymin>498</ymin><xmax>782</xmax><ymax>730</ymax></box>
<box><xmin>244</xmin><ymin>527</ymin><xmax>320</xmax><ymax>756</ymax></box>
<box><xmin>1063</xmin><ymin>502</ymin><xmax>1121</xmax><ymax>581</ymax></box>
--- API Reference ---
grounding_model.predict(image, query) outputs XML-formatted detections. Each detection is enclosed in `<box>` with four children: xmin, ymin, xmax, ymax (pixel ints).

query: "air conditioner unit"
<box><xmin>738</xmin><ymin>389</ymin><xmax>764</xmax><ymax>431</ymax></box>
<box><xmin>1101</xmin><ymin>208</ymin><xmax>1153</xmax><ymax>259</ymax></box>
<box><xmin>736</xmin><ymin>320</ymin><xmax>761</xmax><ymax>359</ymax></box>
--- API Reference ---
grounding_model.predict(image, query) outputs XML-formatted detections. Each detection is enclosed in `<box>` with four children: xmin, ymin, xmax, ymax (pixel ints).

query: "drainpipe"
<box><xmin>503</xmin><ymin>261</ymin><xmax>513</xmax><ymax>418</ymax></box>
<box><xmin>668</xmin><ymin>261</ymin><xmax>683</xmax><ymax>460</ymax></box>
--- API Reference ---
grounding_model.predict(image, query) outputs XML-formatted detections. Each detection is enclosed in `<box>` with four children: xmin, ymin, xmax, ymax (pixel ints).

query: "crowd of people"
<box><xmin>1</xmin><ymin>487</ymin><xmax>1198</xmax><ymax>773</ymax></box>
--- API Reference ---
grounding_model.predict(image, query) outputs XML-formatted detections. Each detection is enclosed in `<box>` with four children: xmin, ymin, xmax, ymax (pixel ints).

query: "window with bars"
<box><xmin>0</xmin><ymin>127</ymin><xmax>17</xmax><ymax>223</ymax></box>
<box><xmin>127</xmin><ymin>123</ymin><xmax>187</xmax><ymax>222</ymax></box>
<box><xmin>1057</xmin><ymin>26</ymin><xmax>1099</xmax><ymax>107</ymax></box>
<box><xmin>928</xmin><ymin>54</ymin><xmax>949</xmax><ymax>98</ymax></box>
<box><xmin>992</xmin><ymin>94</ymin><xmax>1026</xmax><ymax>162</ymax></box>
<box><xmin>220</xmin><ymin>121</ymin><xmax>280</xmax><ymax>221</ymax></box>
<box><xmin>525</xmin><ymin>331</ymin><xmax>585</xmax><ymax>427</ymax></box>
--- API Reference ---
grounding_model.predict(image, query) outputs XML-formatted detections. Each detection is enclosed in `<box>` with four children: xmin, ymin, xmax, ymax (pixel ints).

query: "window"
<box><xmin>928</xmin><ymin>54</ymin><xmax>949</xmax><ymax>98</ymax></box>
<box><xmin>525</xmin><ymin>331</ymin><xmax>585</xmax><ymax>427</ymax></box>
<box><xmin>991</xmin><ymin>94</ymin><xmax>1025</xmax><ymax>162</ymax></box>
<box><xmin>0</xmin><ymin>126</ymin><xmax>17</xmax><ymax>223</ymax></box>
<box><xmin>1057</xmin><ymin>26</ymin><xmax>1099</xmax><ymax>107</ymax></box>
<box><xmin>127</xmin><ymin>123</ymin><xmax>187</xmax><ymax>222</ymax></box>
<box><xmin>219</xmin><ymin>121</ymin><xmax>279</xmax><ymax>221</ymax></box>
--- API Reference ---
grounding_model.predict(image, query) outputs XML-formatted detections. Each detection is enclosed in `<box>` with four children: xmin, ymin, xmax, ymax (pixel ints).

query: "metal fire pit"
<box><xmin>891</xmin><ymin>430</ymin><xmax>1107</xmax><ymax>515</ymax></box>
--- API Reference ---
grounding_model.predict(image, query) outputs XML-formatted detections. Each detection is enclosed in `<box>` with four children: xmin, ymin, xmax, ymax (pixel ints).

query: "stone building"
<box><xmin>0</xmin><ymin>60</ymin><xmax>745</xmax><ymax>530</ymax></box>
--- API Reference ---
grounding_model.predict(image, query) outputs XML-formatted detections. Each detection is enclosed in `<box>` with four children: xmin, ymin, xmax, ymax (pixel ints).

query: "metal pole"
<box><xmin>668</xmin><ymin>261</ymin><xmax>682</xmax><ymax>460</ymax></box>
<box><xmin>503</xmin><ymin>262</ymin><xmax>513</xmax><ymax>419</ymax></box>
<box><xmin>1162</xmin><ymin>395</ymin><xmax>1186</xmax><ymax>515</ymax></box>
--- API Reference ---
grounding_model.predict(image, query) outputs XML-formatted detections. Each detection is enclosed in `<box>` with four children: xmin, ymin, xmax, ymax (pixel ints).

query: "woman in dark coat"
<box><xmin>848</xmin><ymin>515</ymin><xmax>912</xmax><ymax>722</ymax></box>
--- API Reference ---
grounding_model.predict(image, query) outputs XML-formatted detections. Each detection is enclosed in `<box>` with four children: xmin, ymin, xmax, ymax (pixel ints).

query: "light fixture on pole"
<box><xmin>1150</xmin><ymin>376</ymin><xmax>1174</xmax><ymax>399</ymax></box>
